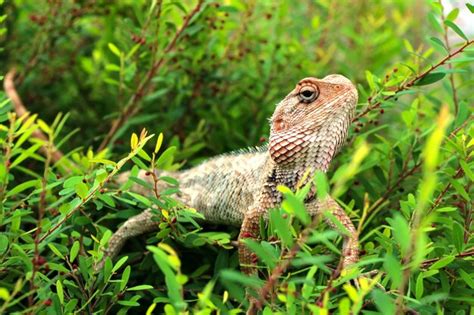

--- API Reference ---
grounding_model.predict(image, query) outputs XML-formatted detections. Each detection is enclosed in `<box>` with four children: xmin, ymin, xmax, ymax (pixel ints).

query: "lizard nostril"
<box><xmin>273</xmin><ymin>118</ymin><xmax>287</xmax><ymax>132</ymax></box>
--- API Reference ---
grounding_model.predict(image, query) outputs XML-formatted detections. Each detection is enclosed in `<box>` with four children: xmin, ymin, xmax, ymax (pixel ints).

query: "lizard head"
<box><xmin>269</xmin><ymin>74</ymin><xmax>358</xmax><ymax>169</ymax></box>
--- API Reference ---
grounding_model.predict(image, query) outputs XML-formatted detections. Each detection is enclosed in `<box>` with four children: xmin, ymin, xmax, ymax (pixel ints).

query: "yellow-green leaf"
<box><xmin>108</xmin><ymin>42</ymin><xmax>121</xmax><ymax>57</ymax></box>
<box><xmin>130</xmin><ymin>133</ymin><xmax>138</xmax><ymax>150</ymax></box>
<box><xmin>155</xmin><ymin>132</ymin><xmax>164</xmax><ymax>154</ymax></box>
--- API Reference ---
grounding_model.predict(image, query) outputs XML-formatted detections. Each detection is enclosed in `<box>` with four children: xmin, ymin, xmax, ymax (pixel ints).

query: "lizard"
<box><xmin>99</xmin><ymin>74</ymin><xmax>359</xmax><ymax>304</ymax></box>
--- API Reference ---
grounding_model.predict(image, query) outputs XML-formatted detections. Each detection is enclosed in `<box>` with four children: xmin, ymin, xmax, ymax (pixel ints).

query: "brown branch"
<box><xmin>427</xmin><ymin>167</ymin><xmax>464</xmax><ymax>215</ymax></box>
<box><xmin>4</xmin><ymin>69</ymin><xmax>65</xmax><ymax>164</ymax></box>
<box><xmin>438</xmin><ymin>0</ymin><xmax>459</xmax><ymax>115</ymax></box>
<box><xmin>420</xmin><ymin>248</ymin><xmax>474</xmax><ymax>268</ymax></box>
<box><xmin>366</xmin><ymin>115</ymin><xmax>472</xmax><ymax>217</ymax></box>
<box><xmin>249</xmin><ymin>215</ymin><xmax>323</xmax><ymax>312</ymax></box>
<box><xmin>28</xmin><ymin>130</ymin><xmax>53</xmax><ymax>308</ymax></box>
<box><xmin>97</xmin><ymin>0</ymin><xmax>204</xmax><ymax>151</ymax></box>
<box><xmin>354</xmin><ymin>39</ymin><xmax>473</xmax><ymax>122</ymax></box>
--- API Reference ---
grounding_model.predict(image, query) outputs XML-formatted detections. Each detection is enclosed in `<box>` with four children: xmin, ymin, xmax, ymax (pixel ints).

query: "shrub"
<box><xmin>0</xmin><ymin>1</ymin><xmax>473</xmax><ymax>314</ymax></box>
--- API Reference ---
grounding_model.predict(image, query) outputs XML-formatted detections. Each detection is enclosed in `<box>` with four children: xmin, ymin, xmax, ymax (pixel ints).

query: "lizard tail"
<box><xmin>95</xmin><ymin>208</ymin><xmax>157</xmax><ymax>272</ymax></box>
<box><xmin>95</xmin><ymin>169</ymin><xmax>180</xmax><ymax>272</ymax></box>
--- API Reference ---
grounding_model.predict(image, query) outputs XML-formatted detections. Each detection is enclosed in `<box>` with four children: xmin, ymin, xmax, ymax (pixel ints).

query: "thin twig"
<box><xmin>420</xmin><ymin>248</ymin><xmax>474</xmax><ymax>267</ymax></box>
<box><xmin>98</xmin><ymin>0</ymin><xmax>204</xmax><ymax>151</ymax></box>
<box><xmin>366</xmin><ymin>115</ymin><xmax>472</xmax><ymax>217</ymax></box>
<box><xmin>438</xmin><ymin>0</ymin><xmax>459</xmax><ymax>115</ymax></box>
<box><xmin>39</xmin><ymin>132</ymin><xmax>153</xmax><ymax>243</ymax></box>
<box><xmin>427</xmin><ymin>167</ymin><xmax>464</xmax><ymax>215</ymax></box>
<box><xmin>249</xmin><ymin>215</ymin><xmax>324</xmax><ymax>311</ymax></box>
<box><xmin>354</xmin><ymin>39</ymin><xmax>473</xmax><ymax>121</ymax></box>
<box><xmin>28</xmin><ymin>120</ymin><xmax>54</xmax><ymax>307</ymax></box>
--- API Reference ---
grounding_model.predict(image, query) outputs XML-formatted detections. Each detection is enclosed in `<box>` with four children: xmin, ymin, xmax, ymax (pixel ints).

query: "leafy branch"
<box><xmin>98</xmin><ymin>0</ymin><xmax>204</xmax><ymax>151</ymax></box>
<box><xmin>354</xmin><ymin>39</ymin><xmax>473</xmax><ymax>121</ymax></box>
<box><xmin>39</xmin><ymin>131</ymin><xmax>154</xmax><ymax>243</ymax></box>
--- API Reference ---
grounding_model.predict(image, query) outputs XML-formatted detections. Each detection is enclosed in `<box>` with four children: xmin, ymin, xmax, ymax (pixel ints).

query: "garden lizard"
<box><xmin>100</xmin><ymin>74</ymin><xmax>359</xmax><ymax>280</ymax></box>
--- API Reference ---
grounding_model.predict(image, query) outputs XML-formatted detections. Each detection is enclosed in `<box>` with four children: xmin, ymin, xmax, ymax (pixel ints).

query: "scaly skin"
<box><xmin>98</xmin><ymin>75</ymin><xmax>359</xmax><ymax>297</ymax></box>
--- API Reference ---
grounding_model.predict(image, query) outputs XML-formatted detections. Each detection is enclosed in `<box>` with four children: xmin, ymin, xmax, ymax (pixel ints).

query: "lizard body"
<box><xmin>101</xmin><ymin>74</ymin><xmax>359</xmax><ymax>286</ymax></box>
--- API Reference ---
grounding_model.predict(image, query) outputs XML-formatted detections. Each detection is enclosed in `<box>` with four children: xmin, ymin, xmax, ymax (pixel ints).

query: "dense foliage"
<box><xmin>0</xmin><ymin>0</ymin><xmax>473</xmax><ymax>314</ymax></box>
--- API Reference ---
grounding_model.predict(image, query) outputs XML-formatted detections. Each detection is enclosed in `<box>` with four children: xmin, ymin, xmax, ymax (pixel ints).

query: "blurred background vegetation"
<box><xmin>0</xmin><ymin>0</ymin><xmax>473</xmax><ymax>314</ymax></box>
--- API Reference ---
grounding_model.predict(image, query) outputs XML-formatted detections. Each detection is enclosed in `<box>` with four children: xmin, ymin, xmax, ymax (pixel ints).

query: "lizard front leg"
<box><xmin>308</xmin><ymin>197</ymin><xmax>359</xmax><ymax>269</ymax></box>
<box><xmin>238</xmin><ymin>208</ymin><xmax>263</xmax><ymax>276</ymax></box>
<box><xmin>238</xmin><ymin>207</ymin><xmax>267</xmax><ymax>315</ymax></box>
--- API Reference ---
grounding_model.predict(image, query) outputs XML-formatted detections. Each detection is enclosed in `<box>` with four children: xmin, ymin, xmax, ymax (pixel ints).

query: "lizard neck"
<box><xmin>261</xmin><ymin>117</ymin><xmax>351</xmax><ymax>208</ymax></box>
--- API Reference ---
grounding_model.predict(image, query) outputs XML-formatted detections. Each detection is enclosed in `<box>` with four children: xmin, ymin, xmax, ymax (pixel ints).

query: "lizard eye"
<box><xmin>298</xmin><ymin>85</ymin><xmax>319</xmax><ymax>103</ymax></box>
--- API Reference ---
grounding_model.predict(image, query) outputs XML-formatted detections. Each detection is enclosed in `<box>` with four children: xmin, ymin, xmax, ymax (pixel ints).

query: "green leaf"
<box><xmin>339</xmin><ymin>297</ymin><xmax>351</xmax><ymax>315</ymax></box>
<box><xmin>63</xmin><ymin>176</ymin><xmax>84</xmax><ymax>188</ymax></box>
<box><xmin>112</xmin><ymin>256</ymin><xmax>128</xmax><ymax>273</ymax></box>
<box><xmin>118</xmin><ymin>300</ymin><xmax>140</xmax><ymax>307</ymax></box>
<box><xmin>372</xmin><ymin>288</ymin><xmax>395</xmax><ymax>315</ymax></box>
<box><xmin>155</xmin><ymin>146</ymin><xmax>177</xmax><ymax>168</ymax></box>
<box><xmin>314</xmin><ymin>171</ymin><xmax>329</xmax><ymax>199</ymax></box>
<box><xmin>450</xmin><ymin>179</ymin><xmax>470</xmax><ymax>201</ymax></box>
<box><xmin>384</xmin><ymin>254</ymin><xmax>402</xmax><ymax>288</ymax></box>
<box><xmin>147</xmin><ymin>246</ymin><xmax>184</xmax><ymax>308</ymax></box>
<box><xmin>5</xmin><ymin>179</ymin><xmax>40</xmax><ymax>197</ymax></box>
<box><xmin>108</xmin><ymin>42</ymin><xmax>122</xmax><ymax>57</ymax></box>
<box><xmin>428</xmin><ymin>12</ymin><xmax>443</xmax><ymax>33</ymax></box>
<box><xmin>389</xmin><ymin>213</ymin><xmax>411</xmax><ymax>256</ymax></box>
<box><xmin>131</xmin><ymin>156</ymin><xmax>149</xmax><ymax>170</ymax></box>
<box><xmin>429</xmin><ymin>37</ymin><xmax>447</xmax><ymax>52</ymax></box>
<box><xmin>444</xmin><ymin>20</ymin><xmax>467</xmax><ymax>40</ymax></box>
<box><xmin>365</xmin><ymin>70</ymin><xmax>376</xmax><ymax>91</ymax></box>
<box><xmin>452</xmin><ymin>222</ymin><xmax>464</xmax><ymax>253</ymax></box>
<box><xmin>459</xmin><ymin>269</ymin><xmax>474</xmax><ymax>289</ymax></box>
<box><xmin>126</xmin><ymin>44</ymin><xmax>141</xmax><ymax>60</ymax></box>
<box><xmin>0</xmin><ymin>235</ymin><xmax>8</xmax><ymax>255</ymax></box>
<box><xmin>137</xmin><ymin>149</ymin><xmax>152</xmax><ymax>162</ymax></box>
<box><xmin>70</xmin><ymin>241</ymin><xmax>80</xmax><ymax>262</ymax></box>
<box><xmin>459</xmin><ymin>160</ymin><xmax>474</xmax><ymax>181</ymax></box>
<box><xmin>243</xmin><ymin>240</ymin><xmax>277</xmax><ymax>269</ymax></box>
<box><xmin>127</xmin><ymin>192</ymin><xmax>152</xmax><ymax>207</ymax></box>
<box><xmin>120</xmin><ymin>266</ymin><xmax>131</xmax><ymax>291</ymax></box>
<box><xmin>219</xmin><ymin>269</ymin><xmax>263</xmax><ymax>288</ymax></box>
<box><xmin>74</xmin><ymin>182</ymin><xmax>89</xmax><ymax>199</ymax></box>
<box><xmin>127</xmin><ymin>285</ymin><xmax>154</xmax><ymax>291</ymax></box>
<box><xmin>48</xmin><ymin>243</ymin><xmax>65</xmax><ymax>260</ymax></box>
<box><xmin>270</xmin><ymin>209</ymin><xmax>293</xmax><ymax>247</ymax></box>
<box><xmin>146</xmin><ymin>303</ymin><xmax>157</xmax><ymax>315</ymax></box>
<box><xmin>0</xmin><ymin>288</ymin><xmax>10</xmax><ymax>301</ymax></box>
<box><xmin>435</xmin><ymin>206</ymin><xmax>457</xmax><ymax>213</ymax></box>
<box><xmin>446</xmin><ymin>8</ymin><xmax>459</xmax><ymax>21</ymax></box>
<box><xmin>56</xmin><ymin>279</ymin><xmax>64</xmax><ymax>304</ymax></box>
<box><xmin>414</xmin><ymin>72</ymin><xmax>446</xmax><ymax>86</ymax></box>
<box><xmin>279</xmin><ymin>188</ymin><xmax>310</xmax><ymax>225</ymax></box>
<box><xmin>467</xmin><ymin>3</ymin><xmax>474</xmax><ymax>13</ymax></box>
<box><xmin>429</xmin><ymin>255</ymin><xmax>454</xmax><ymax>270</ymax></box>
<box><xmin>415</xmin><ymin>273</ymin><xmax>424</xmax><ymax>299</ymax></box>
<box><xmin>155</xmin><ymin>132</ymin><xmax>164</xmax><ymax>154</ymax></box>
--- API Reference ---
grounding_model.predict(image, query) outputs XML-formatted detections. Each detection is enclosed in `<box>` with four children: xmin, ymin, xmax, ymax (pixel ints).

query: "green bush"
<box><xmin>0</xmin><ymin>0</ymin><xmax>473</xmax><ymax>314</ymax></box>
